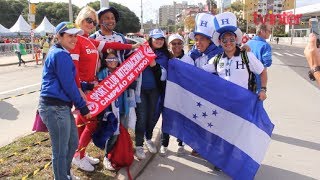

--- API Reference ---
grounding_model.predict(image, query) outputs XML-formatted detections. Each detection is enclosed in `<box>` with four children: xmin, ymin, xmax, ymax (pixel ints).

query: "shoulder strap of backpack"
<box><xmin>240</xmin><ymin>51</ymin><xmax>256</xmax><ymax>92</ymax></box>
<box><xmin>213</xmin><ymin>53</ymin><xmax>223</xmax><ymax>72</ymax></box>
<box><xmin>240</xmin><ymin>51</ymin><xmax>250</xmax><ymax>74</ymax></box>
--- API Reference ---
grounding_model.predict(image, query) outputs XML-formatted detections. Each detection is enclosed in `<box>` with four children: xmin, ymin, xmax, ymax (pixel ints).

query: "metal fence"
<box><xmin>0</xmin><ymin>43</ymin><xmax>40</xmax><ymax>57</ymax></box>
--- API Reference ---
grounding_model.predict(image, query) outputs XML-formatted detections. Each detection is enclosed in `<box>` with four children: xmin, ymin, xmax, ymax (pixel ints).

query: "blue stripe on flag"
<box><xmin>163</xmin><ymin>60</ymin><xmax>274</xmax><ymax>179</ymax></box>
<box><xmin>167</xmin><ymin>60</ymin><xmax>274</xmax><ymax>136</ymax></box>
<box><xmin>162</xmin><ymin>107</ymin><xmax>260</xmax><ymax>179</ymax></box>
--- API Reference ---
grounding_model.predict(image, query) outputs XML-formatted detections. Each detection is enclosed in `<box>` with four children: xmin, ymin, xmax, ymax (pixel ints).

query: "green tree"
<box><xmin>88</xmin><ymin>1</ymin><xmax>141</xmax><ymax>34</ymax></box>
<box><xmin>0</xmin><ymin>0</ymin><xmax>28</xmax><ymax>28</ymax></box>
<box><xmin>35</xmin><ymin>2</ymin><xmax>79</xmax><ymax>26</ymax></box>
<box><xmin>0</xmin><ymin>0</ymin><xmax>79</xmax><ymax>28</ymax></box>
<box><xmin>230</xmin><ymin>1</ymin><xmax>246</xmax><ymax>33</ymax></box>
<box><xmin>0</xmin><ymin>0</ymin><xmax>140</xmax><ymax>34</ymax></box>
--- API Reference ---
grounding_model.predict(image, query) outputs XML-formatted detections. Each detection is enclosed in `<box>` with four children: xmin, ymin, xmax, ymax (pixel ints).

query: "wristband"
<box><xmin>260</xmin><ymin>87</ymin><xmax>267</xmax><ymax>92</ymax></box>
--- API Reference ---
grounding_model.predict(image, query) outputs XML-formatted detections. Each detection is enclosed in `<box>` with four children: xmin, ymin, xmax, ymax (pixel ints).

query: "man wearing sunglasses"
<box><xmin>246</xmin><ymin>23</ymin><xmax>272</xmax><ymax>95</ymax></box>
<box><xmin>205</xmin><ymin>12</ymin><xmax>267</xmax><ymax>101</ymax></box>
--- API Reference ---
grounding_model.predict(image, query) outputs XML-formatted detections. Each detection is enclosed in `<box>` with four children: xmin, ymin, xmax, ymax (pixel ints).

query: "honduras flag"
<box><xmin>162</xmin><ymin>60</ymin><xmax>274</xmax><ymax>180</ymax></box>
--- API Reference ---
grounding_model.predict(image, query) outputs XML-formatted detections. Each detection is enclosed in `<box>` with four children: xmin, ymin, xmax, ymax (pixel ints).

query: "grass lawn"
<box><xmin>0</xmin><ymin>132</ymin><xmax>119</xmax><ymax>179</ymax></box>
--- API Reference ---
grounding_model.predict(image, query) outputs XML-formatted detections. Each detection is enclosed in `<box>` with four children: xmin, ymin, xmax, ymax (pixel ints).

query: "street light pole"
<box><xmin>246</xmin><ymin>11</ymin><xmax>249</xmax><ymax>33</ymax></box>
<box><xmin>68</xmin><ymin>0</ymin><xmax>73</xmax><ymax>22</ymax></box>
<box><xmin>100</xmin><ymin>0</ymin><xmax>109</xmax><ymax>8</ymax></box>
<box><xmin>290</xmin><ymin>0</ymin><xmax>296</xmax><ymax>45</ymax></box>
<box><xmin>28</xmin><ymin>0</ymin><xmax>34</xmax><ymax>59</ymax></box>
<box><xmin>140</xmin><ymin>0</ymin><xmax>144</xmax><ymax>34</ymax></box>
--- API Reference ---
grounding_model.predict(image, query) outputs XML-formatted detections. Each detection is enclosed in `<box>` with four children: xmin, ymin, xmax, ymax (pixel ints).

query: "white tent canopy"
<box><xmin>0</xmin><ymin>24</ymin><xmax>17</xmax><ymax>36</ymax></box>
<box><xmin>34</xmin><ymin>16</ymin><xmax>55</xmax><ymax>34</ymax></box>
<box><xmin>0</xmin><ymin>24</ymin><xmax>11</xmax><ymax>33</ymax></box>
<box><xmin>10</xmin><ymin>15</ymin><xmax>31</xmax><ymax>33</ymax></box>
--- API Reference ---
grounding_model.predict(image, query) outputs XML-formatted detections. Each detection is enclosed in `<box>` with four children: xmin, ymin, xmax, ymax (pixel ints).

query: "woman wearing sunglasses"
<box><xmin>70</xmin><ymin>6</ymin><xmax>139</xmax><ymax>172</ymax></box>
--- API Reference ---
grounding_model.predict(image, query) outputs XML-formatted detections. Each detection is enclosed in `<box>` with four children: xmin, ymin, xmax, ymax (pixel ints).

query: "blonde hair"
<box><xmin>75</xmin><ymin>6</ymin><xmax>98</xmax><ymax>27</ymax></box>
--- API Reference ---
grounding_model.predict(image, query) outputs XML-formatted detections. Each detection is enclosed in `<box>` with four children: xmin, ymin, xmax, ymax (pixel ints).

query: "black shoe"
<box><xmin>214</xmin><ymin>166</ymin><xmax>222</xmax><ymax>171</ymax></box>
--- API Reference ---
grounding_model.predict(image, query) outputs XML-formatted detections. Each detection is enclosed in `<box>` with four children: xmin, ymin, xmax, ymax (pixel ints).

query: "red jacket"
<box><xmin>70</xmin><ymin>34</ymin><xmax>132</xmax><ymax>87</ymax></box>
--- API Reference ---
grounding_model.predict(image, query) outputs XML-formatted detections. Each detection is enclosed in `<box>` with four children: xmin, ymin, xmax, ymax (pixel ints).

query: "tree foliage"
<box><xmin>88</xmin><ymin>1</ymin><xmax>141</xmax><ymax>34</ymax></box>
<box><xmin>0</xmin><ymin>0</ymin><xmax>28</xmax><ymax>28</ymax></box>
<box><xmin>230</xmin><ymin>1</ymin><xmax>246</xmax><ymax>33</ymax></box>
<box><xmin>35</xmin><ymin>2</ymin><xmax>79</xmax><ymax>26</ymax></box>
<box><xmin>0</xmin><ymin>0</ymin><xmax>140</xmax><ymax>34</ymax></box>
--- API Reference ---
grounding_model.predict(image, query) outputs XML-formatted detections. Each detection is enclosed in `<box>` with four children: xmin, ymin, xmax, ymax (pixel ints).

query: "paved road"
<box><xmin>0</xmin><ymin>62</ymin><xmax>42</xmax><ymax>147</ymax></box>
<box><xmin>137</xmin><ymin>44</ymin><xmax>320</xmax><ymax>180</ymax></box>
<box><xmin>0</xmin><ymin>44</ymin><xmax>319</xmax><ymax>179</ymax></box>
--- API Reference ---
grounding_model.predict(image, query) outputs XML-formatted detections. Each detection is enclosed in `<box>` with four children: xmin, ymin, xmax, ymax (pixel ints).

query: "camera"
<box><xmin>309</xmin><ymin>18</ymin><xmax>320</xmax><ymax>48</ymax></box>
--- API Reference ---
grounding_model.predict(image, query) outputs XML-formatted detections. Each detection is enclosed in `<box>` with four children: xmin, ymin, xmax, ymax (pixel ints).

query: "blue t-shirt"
<box><xmin>246</xmin><ymin>35</ymin><xmax>272</xmax><ymax>92</ymax></box>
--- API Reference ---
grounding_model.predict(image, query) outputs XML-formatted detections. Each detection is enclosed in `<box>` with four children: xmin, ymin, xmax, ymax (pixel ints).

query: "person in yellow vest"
<box><xmin>42</xmin><ymin>38</ymin><xmax>51</xmax><ymax>65</ymax></box>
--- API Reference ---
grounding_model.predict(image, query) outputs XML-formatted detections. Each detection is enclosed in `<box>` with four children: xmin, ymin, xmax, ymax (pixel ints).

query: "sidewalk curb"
<box><xmin>0</xmin><ymin>59</ymin><xmax>36</xmax><ymax>67</ymax></box>
<box><xmin>116</xmin><ymin>121</ymin><xmax>162</xmax><ymax>180</ymax></box>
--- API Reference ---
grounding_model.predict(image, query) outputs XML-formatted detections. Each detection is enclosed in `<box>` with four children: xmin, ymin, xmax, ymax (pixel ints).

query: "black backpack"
<box><xmin>213</xmin><ymin>51</ymin><xmax>257</xmax><ymax>92</ymax></box>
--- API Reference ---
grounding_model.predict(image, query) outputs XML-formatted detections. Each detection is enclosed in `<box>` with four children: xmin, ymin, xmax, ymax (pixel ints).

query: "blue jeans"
<box><xmin>135</xmin><ymin>88</ymin><xmax>160</xmax><ymax>146</ymax></box>
<box><xmin>38</xmin><ymin>102</ymin><xmax>78</xmax><ymax>180</ymax></box>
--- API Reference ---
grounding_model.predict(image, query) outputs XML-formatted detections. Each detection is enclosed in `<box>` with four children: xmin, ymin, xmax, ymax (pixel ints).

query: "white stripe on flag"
<box><xmin>164</xmin><ymin>81</ymin><xmax>271</xmax><ymax>163</ymax></box>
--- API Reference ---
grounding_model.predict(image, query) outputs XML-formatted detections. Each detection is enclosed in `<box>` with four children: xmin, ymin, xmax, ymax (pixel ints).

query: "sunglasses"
<box><xmin>85</xmin><ymin>17</ymin><xmax>97</xmax><ymax>26</ymax></box>
<box><xmin>221</xmin><ymin>38</ymin><xmax>236</xmax><ymax>44</ymax></box>
<box><xmin>105</xmin><ymin>57</ymin><xmax>119</xmax><ymax>62</ymax></box>
<box><xmin>171</xmin><ymin>42</ymin><xmax>183</xmax><ymax>46</ymax></box>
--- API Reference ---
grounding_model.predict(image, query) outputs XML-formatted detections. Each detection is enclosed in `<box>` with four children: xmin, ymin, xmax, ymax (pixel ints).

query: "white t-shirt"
<box><xmin>204</xmin><ymin>51</ymin><xmax>264</xmax><ymax>89</ymax></box>
<box><xmin>180</xmin><ymin>54</ymin><xmax>195</xmax><ymax>65</ymax></box>
<box><xmin>195</xmin><ymin>54</ymin><xmax>209</xmax><ymax>69</ymax></box>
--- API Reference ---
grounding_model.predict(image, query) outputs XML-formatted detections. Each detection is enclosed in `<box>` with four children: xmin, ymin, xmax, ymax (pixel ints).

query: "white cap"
<box><xmin>212</xmin><ymin>12</ymin><xmax>242</xmax><ymax>46</ymax></box>
<box><xmin>189</xmin><ymin>13</ymin><xmax>216</xmax><ymax>40</ymax></box>
<box><xmin>168</xmin><ymin>34</ymin><xmax>184</xmax><ymax>44</ymax></box>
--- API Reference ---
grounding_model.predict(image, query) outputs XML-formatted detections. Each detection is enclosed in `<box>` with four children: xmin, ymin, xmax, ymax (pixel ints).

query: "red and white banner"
<box><xmin>86</xmin><ymin>42</ymin><xmax>156</xmax><ymax>117</ymax></box>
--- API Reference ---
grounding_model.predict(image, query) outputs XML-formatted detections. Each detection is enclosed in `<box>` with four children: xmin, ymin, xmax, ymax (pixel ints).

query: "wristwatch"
<box><xmin>308</xmin><ymin>66</ymin><xmax>320</xmax><ymax>81</ymax></box>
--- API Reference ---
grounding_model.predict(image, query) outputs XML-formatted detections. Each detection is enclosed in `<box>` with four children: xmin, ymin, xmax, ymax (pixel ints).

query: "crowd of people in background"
<box><xmin>24</xmin><ymin>3</ymin><xmax>319</xmax><ymax>179</ymax></box>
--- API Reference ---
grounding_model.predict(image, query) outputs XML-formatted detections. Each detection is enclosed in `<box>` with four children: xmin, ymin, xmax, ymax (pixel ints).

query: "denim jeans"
<box><xmin>38</xmin><ymin>102</ymin><xmax>78</xmax><ymax>180</ymax></box>
<box><xmin>161</xmin><ymin>133</ymin><xmax>183</xmax><ymax>147</ymax></box>
<box><xmin>16</xmin><ymin>51</ymin><xmax>25</xmax><ymax>66</ymax></box>
<box><xmin>135</xmin><ymin>88</ymin><xmax>160</xmax><ymax>146</ymax></box>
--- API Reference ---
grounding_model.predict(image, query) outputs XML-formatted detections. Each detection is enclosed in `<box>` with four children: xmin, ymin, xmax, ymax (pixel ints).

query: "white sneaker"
<box><xmin>159</xmin><ymin>145</ymin><xmax>167</xmax><ymax>157</ymax></box>
<box><xmin>70</xmin><ymin>171</ymin><xmax>80</xmax><ymax>180</ymax></box>
<box><xmin>176</xmin><ymin>145</ymin><xmax>186</xmax><ymax>156</ymax></box>
<box><xmin>145</xmin><ymin>140</ymin><xmax>157</xmax><ymax>153</ymax></box>
<box><xmin>135</xmin><ymin>146</ymin><xmax>146</xmax><ymax>159</ymax></box>
<box><xmin>72</xmin><ymin>156</ymin><xmax>94</xmax><ymax>172</ymax></box>
<box><xmin>103</xmin><ymin>157</ymin><xmax>115</xmax><ymax>171</ymax></box>
<box><xmin>85</xmin><ymin>153</ymin><xmax>100</xmax><ymax>165</ymax></box>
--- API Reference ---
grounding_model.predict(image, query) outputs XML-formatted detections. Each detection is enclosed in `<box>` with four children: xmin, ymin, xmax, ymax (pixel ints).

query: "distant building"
<box><xmin>243</xmin><ymin>0</ymin><xmax>294</xmax><ymax>30</ymax></box>
<box><xmin>159</xmin><ymin>1</ymin><xmax>189</xmax><ymax>27</ymax></box>
<box><xmin>284</xmin><ymin>3</ymin><xmax>320</xmax><ymax>37</ymax></box>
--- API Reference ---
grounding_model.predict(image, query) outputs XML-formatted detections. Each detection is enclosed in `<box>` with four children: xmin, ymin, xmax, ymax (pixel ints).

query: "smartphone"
<box><xmin>309</xmin><ymin>18</ymin><xmax>320</xmax><ymax>48</ymax></box>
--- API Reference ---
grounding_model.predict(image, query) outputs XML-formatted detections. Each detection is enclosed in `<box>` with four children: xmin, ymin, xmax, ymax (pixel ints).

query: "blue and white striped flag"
<box><xmin>162</xmin><ymin>60</ymin><xmax>274</xmax><ymax>180</ymax></box>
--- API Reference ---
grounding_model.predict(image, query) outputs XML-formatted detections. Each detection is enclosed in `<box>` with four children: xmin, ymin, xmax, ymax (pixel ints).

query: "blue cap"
<box><xmin>149</xmin><ymin>29</ymin><xmax>165</xmax><ymax>39</ymax></box>
<box><xmin>55</xmin><ymin>22</ymin><xmax>83</xmax><ymax>35</ymax></box>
